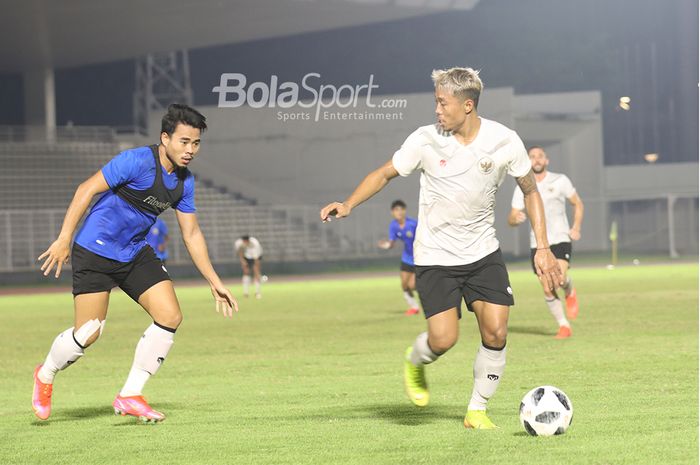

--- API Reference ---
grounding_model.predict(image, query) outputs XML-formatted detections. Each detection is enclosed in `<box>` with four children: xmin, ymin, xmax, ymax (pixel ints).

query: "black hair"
<box><xmin>161</xmin><ymin>103</ymin><xmax>207</xmax><ymax>136</ymax></box>
<box><xmin>527</xmin><ymin>145</ymin><xmax>544</xmax><ymax>153</ymax></box>
<box><xmin>391</xmin><ymin>200</ymin><xmax>407</xmax><ymax>209</ymax></box>
<box><xmin>241</xmin><ymin>235</ymin><xmax>250</xmax><ymax>241</ymax></box>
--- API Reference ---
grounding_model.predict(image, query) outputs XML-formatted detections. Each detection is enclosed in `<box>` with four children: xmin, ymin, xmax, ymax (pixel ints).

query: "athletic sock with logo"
<box><xmin>120</xmin><ymin>323</ymin><xmax>175</xmax><ymax>397</ymax></box>
<box><xmin>409</xmin><ymin>332</ymin><xmax>440</xmax><ymax>366</ymax></box>
<box><xmin>38</xmin><ymin>328</ymin><xmax>86</xmax><ymax>384</ymax></box>
<box><xmin>468</xmin><ymin>343</ymin><xmax>506</xmax><ymax>411</ymax></box>
<box><xmin>545</xmin><ymin>296</ymin><xmax>569</xmax><ymax>327</ymax></box>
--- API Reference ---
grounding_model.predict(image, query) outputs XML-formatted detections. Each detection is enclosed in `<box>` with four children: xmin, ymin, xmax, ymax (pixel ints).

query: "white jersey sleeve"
<box><xmin>560</xmin><ymin>174</ymin><xmax>577</xmax><ymax>198</ymax></box>
<box><xmin>392</xmin><ymin>129</ymin><xmax>424</xmax><ymax>177</ymax></box>
<box><xmin>251</xmin><ymin>237</ymin><xmax>263</xmax><ymax>256</ymax></box>
<box><xmin>506</xmin><ymin>132</ymin><xmax>531</xmax><ymax>179</ymax></box>
<box><xmin>511</xmin><ymin>185</ymin><xmax>525</xmax><ymax>210</ymax></box>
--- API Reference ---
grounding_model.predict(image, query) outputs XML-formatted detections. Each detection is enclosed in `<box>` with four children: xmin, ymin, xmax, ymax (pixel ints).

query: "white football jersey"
<box><xmin>392</xmin><ymin>118</ymin><xmax>531</xmax><ymax>266</ymax></box>
<box><xmin>511</xmin><ymin>171</ymin><xmax>576</xmax><ymax>248</ymax></box>
<box><xmin>235</xmin><ymin>237</ymin><xmax>263</xmax><ymax>259</ymax></box>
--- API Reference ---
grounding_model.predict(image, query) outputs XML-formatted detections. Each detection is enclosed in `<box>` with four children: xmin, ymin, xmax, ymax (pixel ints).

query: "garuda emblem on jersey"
<box><xmin>406</xmin><ymin>231</ymin><xmax>414</xmax><ymax>238</ymax></box>
<box><xmin>478</xmin><ymin>157</ymin><xmax>494</xmax><ymax>174</ymax></box>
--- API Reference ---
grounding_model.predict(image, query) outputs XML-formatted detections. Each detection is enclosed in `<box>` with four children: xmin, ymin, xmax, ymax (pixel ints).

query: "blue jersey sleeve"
<box><xmin>101</xmin><ymin>149</ymin><xmax>145</xmax><ymax>189</ymax></box>
<box><xmin>388</xmin><ymin>221</ymin><xmax>398</xmax><ymax>241</ymax></box>
<box><xmin>174</xmin><ymin>174</ymin><xmax>196</xmax><ymax>213</ymax></box>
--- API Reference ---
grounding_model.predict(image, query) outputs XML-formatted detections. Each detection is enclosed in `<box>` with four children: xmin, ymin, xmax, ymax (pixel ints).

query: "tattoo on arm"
<box><xmin>516</xmin><ymin>169</ymin><xmax>538</xmax><ymax>195</ymax></box>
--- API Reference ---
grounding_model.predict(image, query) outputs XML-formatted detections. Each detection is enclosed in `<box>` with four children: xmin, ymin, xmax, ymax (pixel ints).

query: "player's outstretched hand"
<box><xmin>320</xmin><ymin>202</ymin><xmax>351</xmax><ymax>223</ymax></box>
<box><xmin>377</xmin><ymin>239</ymin><xmax>392</xmax><ymax>250</ymax></box>
<box><xmin>533</xmin><ymin>248</ymin><xmax>564</xmax><ymax>291</ymax></box>
<box><xmin>37</xmin><ymin>237</ymin><xmax>71</xmax><ymax>278</ymax></box>
<box><xmin>210</xmin><ymin>283</ymin><xmax>239</xmax><ymax>318</ymax></box>
<box><xmin>569</xmin><ymin>228</ymin><xmax>581</xmax><ymax>241</ymax></box>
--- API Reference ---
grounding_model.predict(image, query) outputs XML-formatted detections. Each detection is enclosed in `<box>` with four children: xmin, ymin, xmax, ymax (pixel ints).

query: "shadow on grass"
<box><xmin>508</xmin><ymin>325</ymin><xmax>554</xmax><ymax>337</ymax></box>
<box><xmin>30</xmin><ymin>405</ymin><xmax>111</xmax><ymax>425</ymax></box>
<box><xmin>357</xmin><ymin>403</ymin><xmax>464</xmax><ymax>426</ymax></box>
<box><xmin>512</xmin><ymin>431</ymin><xmax>531</xmax><ymax>437</ymax></box>
<box><xmin>31</xmin><ymin>402</ymin><xmax>182</xmax><ymax>425</ymax></box>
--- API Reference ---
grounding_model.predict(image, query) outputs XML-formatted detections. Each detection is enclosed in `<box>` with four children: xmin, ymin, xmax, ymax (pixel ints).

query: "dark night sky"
<box><xmin>1</xmin><ymin>0</ymin><xmax>696</xmax><ymax>165</ymax></box>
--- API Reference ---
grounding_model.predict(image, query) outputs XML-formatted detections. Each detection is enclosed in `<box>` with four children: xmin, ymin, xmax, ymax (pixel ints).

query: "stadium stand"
<box><xmin>0</xmin><ymin>137</ymin><xmax>358</xmax><ymax>272</ymax></box>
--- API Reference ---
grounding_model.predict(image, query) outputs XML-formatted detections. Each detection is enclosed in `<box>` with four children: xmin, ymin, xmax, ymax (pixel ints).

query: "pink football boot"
<box><xmin>113</xmin><ymin>395</ymin><xmax>165</xmax><ymax>423</ymax></box>
<box><xmin>32</xmin><ymin>365</ymin><xmax>52</xmax><ymax>420</ymax></box>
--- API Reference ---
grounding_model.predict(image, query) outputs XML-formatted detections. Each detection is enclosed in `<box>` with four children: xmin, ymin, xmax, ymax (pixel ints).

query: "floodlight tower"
<box><xmin>133</xmin><ymin>50</ymin><xmax>193</xmax><ymax>135</ymax></box>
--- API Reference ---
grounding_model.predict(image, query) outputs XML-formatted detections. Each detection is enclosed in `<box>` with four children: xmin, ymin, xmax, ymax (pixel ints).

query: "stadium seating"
<box><xmin>0</xmin><ymin>140</ymin><xmax>355</xmax><ymax>271</ymax></box>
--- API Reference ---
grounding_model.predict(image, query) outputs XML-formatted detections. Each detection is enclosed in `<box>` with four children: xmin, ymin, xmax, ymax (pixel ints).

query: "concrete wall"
<box><xmin>604</xmin><ymin>163</ymin><xmax>698</xmax><ymax>200</ymax></box>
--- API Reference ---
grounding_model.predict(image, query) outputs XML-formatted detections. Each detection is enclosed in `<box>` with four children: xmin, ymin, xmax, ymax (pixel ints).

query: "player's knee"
<box><xmin>429</xmin><ymin>332</ymin><xmax>458</xmax><ymax>354</ymax></box>
<box><xmin>156</xmin><ymin>311</ymin><xmax>183</xmax><ymax>330</ymax></box>
<box><xmin>482</xmin><ymin>327</ymin><xmax>507</xmax><ymax>349</ymax></box>
<box><xmin>82</xmin><ymin>331</ymin><xmax>100</xmax><ymax>348</ymax></box>
<box><xmin>73</xmin><ymin>318</ymin><xmax>106</xmax><ymax>348</ymax></box>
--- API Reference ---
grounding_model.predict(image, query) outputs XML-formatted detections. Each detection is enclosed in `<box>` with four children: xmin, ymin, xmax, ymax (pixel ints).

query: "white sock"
<box><xmin>120</xmin><ymin>323</ymin><xmax>175</xmax><ymax>397</ymax></box>
<box><xmin>409</xmin><ymin>332</ymin><xmax>440</xmax><ymax>366</ymax></box>
<box><xmin>38</xmin><ymin>327</ymin><xmax>85</xmax><ymax>384</ymax></box>
<box><xmin>254</xmin><ymin>279</ymin><xmax>261</xmax><ymax>294</ymax></box>
<box><xmin>403</xmin><ymin>291</ymin><xmax>419</xmax><ymax>309</ymax></box>
<box><xmin>562</xmin><ymin>277</ymin><xmax>573</xmax><ymax>297</ymax></box>
<box><xmin>545</xmin><ymin>297</ymin><xmax>569</xmax><ymax>327</ymax></box>
<box><xmin>468</xmin><ymin>344</ymin><xmax>506</xmax><ymax>411</ymax></box>
<box><xmin>242</xmin><ymin>275</ymin><xmax>251</xmax><ymax>295</ymax></box>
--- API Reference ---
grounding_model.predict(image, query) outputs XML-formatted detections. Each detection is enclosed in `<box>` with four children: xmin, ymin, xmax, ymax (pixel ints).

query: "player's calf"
<box><xmin>33</xmin><ymin>319</ymin><xmax>105</xmax><ymax>420</ymax></box>
<box><xmin>468</xmin><ymin>342</ymin><xmax>506</xmax><ymax>416</ymax></box>
<box><xmin>120</xmin><ymin>322</ymin><xmax>176</xmax><ymax>396</ymax></box>
<box><xmin>37</xmin><ymin>319</ymin><xmax>104</xmax><ymax>384</ymax></box>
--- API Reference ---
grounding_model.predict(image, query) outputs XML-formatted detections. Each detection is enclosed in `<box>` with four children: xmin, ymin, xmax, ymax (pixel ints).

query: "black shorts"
<box><xmin>530</xmin><ymin>242</ymin><xmax>572</xmax><ymax>274</ymax></box>
<box><xmin>245</xmin><ymin>256</ymin><xmax>262</xmax><ymax>269</ymax></box>
<box><xmin>400</xmin><ymin>261</ymin><xmax>416</xmax><ymax>273</ymax></box>
<box><xmin>415</xmin><ymin>249</ymin><xmax>514</xmax><ymax>319</ymax></box>
<box><xmin>72</xmin><ymin>243</ymin><xmax>171</xmax><ymax>302</ymax></box>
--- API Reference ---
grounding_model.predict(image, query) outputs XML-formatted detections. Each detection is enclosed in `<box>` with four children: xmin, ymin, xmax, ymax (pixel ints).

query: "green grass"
<box><xmin>0</xmin><ymin>264</ymin><xmax>697</xmax><ymax>465</ymax></box>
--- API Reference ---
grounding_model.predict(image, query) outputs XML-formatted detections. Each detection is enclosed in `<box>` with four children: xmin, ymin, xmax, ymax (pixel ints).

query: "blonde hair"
<box><xmin>431</xmin><ymin>67</ymin><xmax>483</xmax><ymax>108</ymax></box>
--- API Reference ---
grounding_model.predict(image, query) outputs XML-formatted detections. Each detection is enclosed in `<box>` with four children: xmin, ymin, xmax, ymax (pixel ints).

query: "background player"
<box><xmin>508</xmin><ymin>146</ymin><xmax>584</xmax><ymax>339</ymax></box>
<box><xmin>321</xmin><ymin>67</ymin><xmax>562</xmax><ymax>429</ymax></box>
<box><xmin>235</xmin><ymin>235</ymin><xmax>263</xmax><ymax>299</ymax></box>
<box><xmin>32</xmin><ymin>104</ymin><xmax>238</xmax><ymax>423</ymax></box>
<box><xmin>377</xmin><ymin>200</ymin><xmax>420</xmax><ymax>316</ymax></box>
<box><xmin>146</xmin><ymin>217</ymin><xmax>169</xmax><ymax>265</ymax></box>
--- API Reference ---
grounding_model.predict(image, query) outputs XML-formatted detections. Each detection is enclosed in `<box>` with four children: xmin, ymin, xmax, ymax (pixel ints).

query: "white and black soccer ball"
<box><xmin>519</xmin><ymin>385</ymin><xmax>573</xmax><ymax>436</ymax></box>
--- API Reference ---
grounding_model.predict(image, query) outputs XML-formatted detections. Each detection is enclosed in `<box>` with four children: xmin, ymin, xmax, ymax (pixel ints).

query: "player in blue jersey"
<box><xmin>32</xmin><ymin>104</ymin><xmax>238</xmax><ymax>423</ymax></box>
<box><xmin>146</xmin><ymin>217</ymin><xmax>170</xmax><ymax>264</ymax></box>
<box><xmin>378</xmin><ymin>200</ymin><xmax>420</xmax><ymax>316</ymax></box>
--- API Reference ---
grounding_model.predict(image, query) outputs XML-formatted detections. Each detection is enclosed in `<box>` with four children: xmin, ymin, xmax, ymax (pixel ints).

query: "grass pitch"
<box><xmin>0</xmin><ymin>263</ymin><xmax>697</xmax><ymax>465</ymax></box>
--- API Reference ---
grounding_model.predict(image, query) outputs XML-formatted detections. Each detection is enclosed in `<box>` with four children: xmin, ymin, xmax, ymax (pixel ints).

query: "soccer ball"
<box><xmin>519</xmin><ymin>386</ymin><xmax>573</xmax><ymax>436</ymax></box>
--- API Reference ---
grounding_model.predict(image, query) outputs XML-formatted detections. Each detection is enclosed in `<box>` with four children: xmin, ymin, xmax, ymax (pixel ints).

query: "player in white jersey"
<box><xmin>235</xmin><ymin>235</ymin><xmax>264</xmax><ymax>299</ymax></box>
<box><xmin>509</xmin><ymin>146</ymin><xmax>584</xmax><ymax>339</ymax></box>
<box><xmin>320</xmin><ymin>67</ymin><xmax>562</xmax><ymax>429</ymax></box>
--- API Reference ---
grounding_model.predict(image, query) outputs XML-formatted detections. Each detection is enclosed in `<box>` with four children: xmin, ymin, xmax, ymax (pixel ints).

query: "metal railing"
<box><xmin>0</xmin><ymin>205</ymin><xmax>398</xmax><ymax>272</ymax></box>
<box><xmin>0</xmin><ymin>125</ymin><xmax>118</xmax><ymax>143</ymax></box>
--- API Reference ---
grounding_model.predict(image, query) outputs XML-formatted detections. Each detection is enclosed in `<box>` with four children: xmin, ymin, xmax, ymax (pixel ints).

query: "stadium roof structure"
<box><xmin>3</xmin><ymin>0</ymin><xmax>480</xmax><ymax>72</ymax></box>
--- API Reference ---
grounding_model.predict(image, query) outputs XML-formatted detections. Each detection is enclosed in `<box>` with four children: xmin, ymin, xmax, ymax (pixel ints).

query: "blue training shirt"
<box><xmin>389</xmin><ymin>217</ymin><xmax>417</xmax><ymax>266</ymax></box>
<box><xmin>146</xmin><ymin>217</ymin><xmax>169</xmax><ymax>261</ymax></box>
<box><xmin>74</xmin><ymin>146</ymin><xmax>195</xmax><ymax>262</ymax></box>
